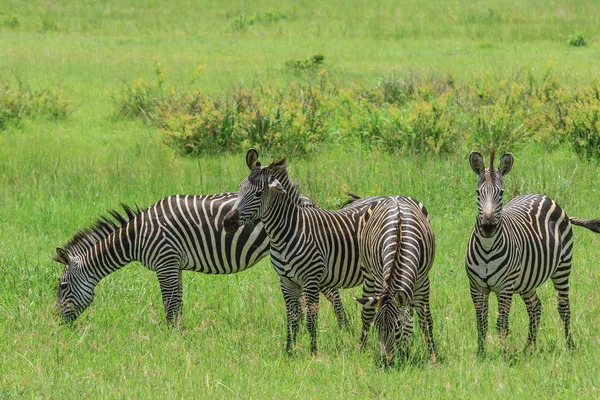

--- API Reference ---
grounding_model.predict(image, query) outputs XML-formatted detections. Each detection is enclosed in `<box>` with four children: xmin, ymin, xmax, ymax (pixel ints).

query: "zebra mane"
<box><xmin>267</xmin><ymin>159</ymin><xmax>302</xmax><ymax>205</ymax></box>
<box><xmin>54</xmin><ymin>204</ymin><xmax>144</xmax><ymax>261</ymax></box>
<box><xmin>490</xmin><ymin>149</ymin><xmax>496</xmax><ymax>170</ymax></box>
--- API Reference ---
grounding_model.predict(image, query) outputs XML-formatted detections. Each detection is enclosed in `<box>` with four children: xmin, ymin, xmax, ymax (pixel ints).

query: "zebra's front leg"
<box><xmin>321</xmin><ymin>287</ymin><xmax>349</xmax><ymax>328</ymax></box>
<box><xmin>157</xmin><ymin>267</ymin><xmax>183</xmax><ymax>326</ymax></box>
<box><xmin>303</xmin><ymin>280</ymin><xmax>321</xmax><ymax>355</ymax></box>
<box><xmin>280</xmin><ymin>277</ymin><xmax>302</xmax><ymax>354</ymax></box>
<box><xmin>496</xmin><ymin>291</ymin><xmax>513</xmax><ymax>349</ymax></box>
<box><xmin>397</xmin><ymin>306</ymin><xmax>414</xmax><ymax>363</ymax></box>
<box><xmin>358</xmin><ymin>278</ymin><xmax>377</xmax><ymax>351</ymax></box>
<box><xmin>470</xmin><ymin>283</ymin><xmax>490</xmax><ymax>356</ymax></box>
<box><xmin>521</xmin><ymin>290</ymin><xmax>542</xmax><ymax>351</ymax></box>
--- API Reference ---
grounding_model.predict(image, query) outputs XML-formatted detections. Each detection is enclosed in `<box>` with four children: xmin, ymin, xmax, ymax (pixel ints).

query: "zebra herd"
<box><xmin>54</xmin><ymin>149</ymin><xmax>600</xmax><ymax>365</ymax></box>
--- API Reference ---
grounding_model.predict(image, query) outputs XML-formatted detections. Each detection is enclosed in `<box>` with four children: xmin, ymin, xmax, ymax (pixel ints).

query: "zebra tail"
<box><xmin>390</xmin><ymin>204</ymin><xmax>406</xmax><ymax>305</ymax></box>
<box><xmin>569</xmin><ymin>217</ymin><xmax>600</xmax><ymax>233</ymax></box>
<box><xmin>341</xmin><ymin>192</ymin><xmax>362</xmax><ymax>207</ymax></box>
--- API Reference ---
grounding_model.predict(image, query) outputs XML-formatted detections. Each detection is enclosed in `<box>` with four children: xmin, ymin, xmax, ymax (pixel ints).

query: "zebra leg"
<box><xmin>413</xmin><ymin>278</ymin><xmax>437</xmax><ymax>362</ymax></box>
<box><xmin>551</xmin><ymin>266</ymin><xmax>574</xmax><ymax>349</ymax></box>
<box><xmin>397</xmin><ymin>306</ymin><xmax>414</xmax><ymax>363</ymax></box>
<box><xmin>470</xmin><ymin>283</ymin><xmax>490</xmax><ymax>355</ymax></box>
<box><xmin>521</xmin><ymin>290</ymin><xmax>542</xmax><ymax>351</ymax></box>
<box><xmin>157</xmin><ymin>267</ymin><xmax>183</xmax><ymax>326</ymax></box>
<box><xmin>321</xmin><ymin>287</ymin><xmax>349</xmax><ymax>328</ymax></box>
<box><xmin>496</xmin><ymin>291</ymin><xmax>513</xmax><ymax>349</ymax></box>
<box><xmin>359</xmin><ymin>279</ymin><xmax>378</xmax><ymax>351</ymax></box>
<box><xmin>280</xmin><ymin>277</ymin><xmax>302</xmax><ymax>354</ymax></box>
<box><xmin>303</xmin><ymin>280</ymin><xmax>321</xmax><ymax>355</ymax></box>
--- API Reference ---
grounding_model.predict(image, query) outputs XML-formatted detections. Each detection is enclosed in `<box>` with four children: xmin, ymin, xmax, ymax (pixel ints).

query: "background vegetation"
<box><xmin>1</xmin><ymin>0</ymin><xmax>600</xmax><ymax>398</ymax></box>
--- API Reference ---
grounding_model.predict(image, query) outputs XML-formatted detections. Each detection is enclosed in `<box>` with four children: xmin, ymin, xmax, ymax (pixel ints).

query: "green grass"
<box><xmin>2</xmin><ymin>0</ymin><xmax>600</xmax><ymax>398</ymax></box>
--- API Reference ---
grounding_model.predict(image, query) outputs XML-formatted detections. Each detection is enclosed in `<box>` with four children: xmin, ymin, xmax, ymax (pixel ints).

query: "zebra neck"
<box><xmin>80</xmin><ymin>229</ymin><xmax>137</xmax><ymax>283</ymax></box>
<box><xmin>475</xmin><ymin>226</ymin><xmax>504</xmax><ymax>252</ymax></box>
<box><xmin>261</xmin><ymin>193</ymin><xmax>301</xmax><ymax>242</ymax></box>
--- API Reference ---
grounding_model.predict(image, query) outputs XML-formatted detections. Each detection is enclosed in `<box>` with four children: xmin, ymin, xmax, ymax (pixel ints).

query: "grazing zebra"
<box><xmin>223</xmin><ymin>149</ymin><xmax>384</xmax><ymax>355</ymax></box>
<box><xmin>354</xmin><ymin>196</ymin><xmax>436</xmax><ymax>365</ymax></box>
<box><xmin>54</xmin><ymin>193</ymin><xmax>350</xmax><ymax>326</ymax></box>
<box><xmin>466</xmin><ymin>150</ymin><xmax>600</xmax><ymax>354</ymax></box>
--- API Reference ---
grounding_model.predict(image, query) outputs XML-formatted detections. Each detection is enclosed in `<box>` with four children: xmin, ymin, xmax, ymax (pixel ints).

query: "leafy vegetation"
<box><xmin>0</xmin><ymin>82</ymin><xmax>69</xmax><ymax>129</ymax></box>
<box><xmin>113</xmin><ymin>67</ymin><xmax>600</xmax><ymax>160</ymax></box>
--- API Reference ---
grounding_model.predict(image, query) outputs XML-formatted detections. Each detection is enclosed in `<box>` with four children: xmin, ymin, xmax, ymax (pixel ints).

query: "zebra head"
<box><xmin>355</xmin><ymin>294</ymin><xmax>409</xmax><ymax>366</ymax></box>
<box><xmin>54</xmin><ymin>247</ymin><xmax>95</xmax><ymax>323</ymax></box>
<box><xmin>469</xmin><ymin>150</ymin><xmax>514</xmax><ymax>238</ymax></box>
<box><xmin>224</xmin><ymin>149</ymin><xmax>286</xmax><ymax>233</ymax></box>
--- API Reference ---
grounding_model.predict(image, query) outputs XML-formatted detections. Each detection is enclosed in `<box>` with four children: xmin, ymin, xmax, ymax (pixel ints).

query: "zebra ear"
<box><xmin>354</xmin><ymin>296</ymin><xmax>379</xmax><ymax>307</ymax></box>
<box><xmin>246</xmin><ymin>148</ymin><xmax>260</xmax><ymax>170</ymax></box>
<box><xmin>498</xmin><ymin>153</ymin><xmax>513</xmax><ymax>176</ymax></box>
<box><xmin>469</xmin><ymin>151</ymin><xmax>485</xmax><ymax>175</ymax></box>
<box><xmin>269</xmin><ymin>178</ymin><xmax>286</xmax><ymax>193</ymax></box>
<box><xmin>54</xmin><ymin>247</ymin><xmax>70</xmax><ymax>265</ymax></box>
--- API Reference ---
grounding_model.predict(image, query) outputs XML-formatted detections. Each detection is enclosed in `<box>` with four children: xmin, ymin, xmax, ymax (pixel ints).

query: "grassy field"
<box><xmin>2</xmin><ymin>0</ymin><xmax>600</xmax><ymax>398</ymax></box>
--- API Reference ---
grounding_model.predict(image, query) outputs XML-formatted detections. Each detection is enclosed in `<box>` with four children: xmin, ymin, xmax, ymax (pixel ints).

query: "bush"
<box><xmin>568</xmin><ymin>33</ymin><xmax>588</xmax><ymax>47</ymax></box>
<box><xmin>0</xmin><ymin>82</ymin><xmax>70</xmax><ymax>129</ymax></box>
<box><xmin>113</xmin><ymin>65</ymin><xmax>600</xmax><ymax>161</ymax></box>
<box><xmin>284</xmin><ymin>54</ymin><xmax>325</xmax><ymax>72</ymax></box>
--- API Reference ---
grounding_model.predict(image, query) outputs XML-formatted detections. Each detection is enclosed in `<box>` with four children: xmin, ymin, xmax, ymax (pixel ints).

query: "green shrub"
<box><xmin>114</xmin><ymin>65</ymin><xmax>600</xmax><ymax>161</ymax></box>
<box><xmin>0</xmin><ymin>82</ymin><xmax>70</xmax><ymax>129</ymax></box>
<box><xmin>568</xmin><ymin>33</ymin><xmax>588</xmax><ymax>47</ymax></box>
<box><xmin>284</xmin><ymin>54</ymin><xmax>325</xmax><ymax>71</ymax></box>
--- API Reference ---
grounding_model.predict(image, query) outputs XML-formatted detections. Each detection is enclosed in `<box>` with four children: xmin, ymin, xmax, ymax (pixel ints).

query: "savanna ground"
<box><xmin>1</xmin><ymin>0</ymin><xmax>600</xmax><ymax>398</ymax></box>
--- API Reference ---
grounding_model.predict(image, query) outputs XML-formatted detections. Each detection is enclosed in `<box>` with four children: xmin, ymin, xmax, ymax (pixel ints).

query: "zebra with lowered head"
<box><xmin>354</xmin><ymin>196</ymin><xmax>436</xmax><ymax>366</ymax></box>
<box><xmin>54</xmin><ymin>193</ymin><xmax>350</xmax><ymax>326</ymax></box>
<box><xmin>223</xmin><ymin>149</ymin><xmax>386</xmax><ymax>355</ymax></box>
<box><xmin>466</xmin><ymin>150</ymin><xmax>600</xmax><ymax>354</ymax></box>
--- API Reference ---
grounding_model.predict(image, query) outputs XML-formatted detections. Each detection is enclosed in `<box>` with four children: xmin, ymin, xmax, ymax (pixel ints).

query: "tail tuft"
<box><xmin>569</xmin><ymin>217</ymin><xmax>600</xmax><ymax>233</ymax></box>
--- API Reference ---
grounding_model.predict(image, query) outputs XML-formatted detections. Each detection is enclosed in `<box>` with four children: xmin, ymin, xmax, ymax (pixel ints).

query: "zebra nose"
<box><xmin>223</xmin><ymin>209</ymin><xmax>240</xmax><ymax>233</ymax></box>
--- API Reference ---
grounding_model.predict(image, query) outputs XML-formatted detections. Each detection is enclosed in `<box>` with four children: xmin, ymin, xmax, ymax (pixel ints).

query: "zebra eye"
<box><xmin>254</xmin><ymin>190</ymin><xmax>263</xmax><ymax>197</ymax></box>
<box><xmin>60</xmin><ymin>281</ymin><xmax>68</xmax><ymax>288</ymax></box>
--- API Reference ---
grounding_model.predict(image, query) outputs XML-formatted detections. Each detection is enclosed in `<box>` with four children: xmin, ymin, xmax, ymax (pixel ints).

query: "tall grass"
<box><xmin>2</xmin><ymin>0</ymin><xmax>600</xmax><ymax>398</ymax></box>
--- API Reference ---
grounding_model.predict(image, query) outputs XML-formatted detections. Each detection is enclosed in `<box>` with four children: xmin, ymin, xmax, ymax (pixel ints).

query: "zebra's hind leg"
<box><xmin>470</xmin><ymin>283</ymin><xmax>490</xmax><ymax>356</ymax></box>
<box><xmin>496</xmin><ymin>290</ymin><xmax>513</xmax><ymax>350</ymax></box>
<box><xmin>157</xmin><ymin>267</ymin><xmax>184</xmax><ymax>326</ymax></box>
<box><xmin>413</xmin><ymin>278</ymin><xmax>437</xmax><ymax>362</ymax></box>
<box><xmin>521</xmin><ymin>290</ymin><xmax>542</xmax><ymax>351</ymax></box>
<box><xmin>280</xmin><ymin>277</ymin><xmax>302</xmax><ymax>354</ymax></box>
<box><xmin>321</xmin><ymin>287</ymin><xmax>349</xmax><ymax>328</ymax></box>
<box><xmin>551</xmin><ymin>266</ymin><xmax>575</xmax><ymax>349</ymax></box>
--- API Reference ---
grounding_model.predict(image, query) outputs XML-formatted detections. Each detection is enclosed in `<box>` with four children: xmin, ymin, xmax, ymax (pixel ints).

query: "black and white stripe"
<box><xmin>466</xmin><ymin>150</ymin><xmax>600</xmax><ymax>354</ymax></box>
<box><xmin>355</xmin><ymin>196</ymin><xmax>436</xmax><ymax>365</ymax></box>
<box><xmin>224</xmin><ymin>149</ymin><xmax>386</xmax><ymax>354</ymax></box>
<box><xmin>54</xmin><ymin>193</ymin><xmax>348</xmax><ymax>326</ymax></box>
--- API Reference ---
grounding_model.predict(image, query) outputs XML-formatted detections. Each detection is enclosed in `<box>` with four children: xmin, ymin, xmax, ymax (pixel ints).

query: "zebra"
<box><xmin>223</xmin><ymin>149</ymin><xmax>385</xmax><ymax>355</ymax></box>
<box><xmin>466</xmin><ymin>150</ymin><xmax>600</xmax><ymax>354</ymax></box>
<box><xmin>354</xmin><ymin>196</ymin><xmax>436</xmax><ymax>366</ymax></box>
<box><xmin>54</xmin><ymin>193</ymin><xmax>350</xmax><ymax>326</ymax></box>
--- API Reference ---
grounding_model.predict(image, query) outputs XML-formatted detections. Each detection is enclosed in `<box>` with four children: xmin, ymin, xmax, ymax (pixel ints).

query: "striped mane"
<box><xmin>267</xmin><ymin>160</ymin><xmax>302</xmax><ymax>206</ymax></box>
<box><xmin>54</xmin><ymin>204</ymin><xmax>143</xmax><ymax>261</ymax></box>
